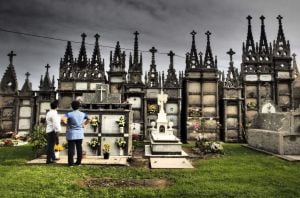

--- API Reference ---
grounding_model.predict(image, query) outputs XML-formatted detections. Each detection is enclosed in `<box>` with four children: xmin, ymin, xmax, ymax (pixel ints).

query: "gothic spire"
<box><xmin>133</xmin><ymin>31</ymin><xmax>139</xmax><ymax>65</ymax></box>
<box><xmin>203</xmin><ymin>31</ymin><xmax>215</xmax><ymax>68</ymax></box>
<box><xmin>0</xmin><ymin>51</ymin><xmax>18</xmax><ymax>93</ymax></box>
<box><xmin>39</xmin><ymin>64</ymin><xmax>54</xmax><ymax>91</ymax></box>
<box><xmin>225</xmin><ymin>48</ymin><xmax>239</xmax><ymax>87</ymax></box>
<box><xmin>276</xmin><ymin>15</ymin><xmax>286</xmax><ymax>46</ymax></box>
<box><xmin>244</xmin><ymin>15</ymin><xmax>255</xmax><ymax>54</ymax></box>
<box><xmin>77</xmin><ymin>33</ymin><xmax>87</xmax><ymax>65</ymax></box>
<box><xmin>63</xmin><ymin>41</ymin><xmax>73</xmax><ymax>65</ymax></box>
<box><xmin>164</xmin><ymin>50</ymin><xmax>179</xmax><ymax>87</ymax></box>
<box><xmin>91</xmin><ymin>33</ymin><xmax>101</xmax><ymax>66</ymax></box>
<box><xmin>292</xmin><ymin>53</ymin><xmax>299</xmax><ymax>77</ymax></box>
<box><xmin>188</xmin><ymin>30</ymin><xmax>199</xmax><ymax>68</ymax></box>
<box><xmin>149</xmin><ymin>46</ymin><xmax>157</xmax><ymax>70</ymax></box>
<box><xmin>259</xmin><ymin>15</ymin><xmax>269</xmax><ymax>54</ymax></box>
<box><xmin>21</xmin><ymin>72</ymin><xmax>32</xmax><ymax>92</ymax></box>
<box><xmin>147</xmin><ymin>47</ymin><xmax>159</xmax><ymax>88</ymax></box>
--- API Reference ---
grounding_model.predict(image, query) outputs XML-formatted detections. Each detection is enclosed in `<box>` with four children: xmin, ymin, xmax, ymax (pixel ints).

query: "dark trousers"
<box><xmin>46</xmin><ymin>131</ymin><xmax>56</xmax><ymax>163</ymax></box>
<box><xmin>68</xmin><ymin>139</ymin><xmax>83</xmax><ymax>166</ymax></box>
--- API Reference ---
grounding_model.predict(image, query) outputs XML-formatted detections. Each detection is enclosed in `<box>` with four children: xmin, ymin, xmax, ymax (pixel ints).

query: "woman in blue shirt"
<box><xmin>62</xmin><ymin>100</ymin><xmax>91</xmax><ymax>166</ymax></box>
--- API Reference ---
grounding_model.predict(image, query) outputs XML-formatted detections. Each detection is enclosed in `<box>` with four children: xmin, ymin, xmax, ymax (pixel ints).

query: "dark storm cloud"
<box><xmin>0</xmin><ymin>0</ymin><xmax>299</xmax><ymax>89</ymax></box>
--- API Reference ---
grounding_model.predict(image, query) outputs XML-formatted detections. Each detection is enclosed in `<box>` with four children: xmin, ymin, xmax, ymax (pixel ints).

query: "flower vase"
<box><xmin>120</xmin><ymin>127</ymin><xmax>124</xmax><ymax>133</ymax></box>
<box><xmin>55</xmin><ymin>151</ymin><xmax>60</xmax><ymax>160</ymax></box>
<box><xmin>119</xmin><ymin>148</ymin><xmax>124</xmax><ymax>156</ymax></box>
<box><xmin>93</xmin><ymin>126</ymin><xmax>97</xmax><ymax>132</ymax></box>
<box><xmin>103</xmin><ymin>152</ymin><xmax>110</xmax><ymax>159</ymax></box>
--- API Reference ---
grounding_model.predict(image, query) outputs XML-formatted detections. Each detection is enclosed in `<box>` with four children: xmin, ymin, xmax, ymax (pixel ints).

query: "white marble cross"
<box><xmin>157</xmin><ymin>89</ymin><xmax>168</xmax><ymax>113</ymax></box>
<box><xmin>96</xmin><ymin>84</ymin><xmax>106</xmax><ymax>101</ymax></box>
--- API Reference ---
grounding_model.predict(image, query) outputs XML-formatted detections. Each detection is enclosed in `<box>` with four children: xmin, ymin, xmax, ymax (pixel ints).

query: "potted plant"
<box><xmin>115</xmin><ymin>138</ymin><xmax>126</xmax><ymax>156</ymax></box>
<box><xmin>88</xmin><ymin>138</ymin><xmax>99</xmax><ymax>153</ymax></box>
<box><xmin>116</xmin><ymin>116</ymin><xmax>126</xmax><ymax>133</ymax></box>
<box><xmin>54</xmin><ymin>144</ymin><xmax>63</xmax><ymax>159</ymax></box>
<box><xmin>102</xmin><ymin>143</ymin><xmax>110</xmax><ymax>159</ymax></box>
<box><xmin>247</xmin><ymin>102</ymin><xmax>257</xmax><ymax>110</ymax></box>
<box><xmin>90</xmin><ymin>116</ymin><xmax>100</xmax><ymax>132</ymax></box>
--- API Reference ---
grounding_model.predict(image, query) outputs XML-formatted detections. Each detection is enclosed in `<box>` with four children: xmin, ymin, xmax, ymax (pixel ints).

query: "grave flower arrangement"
<box><xmin>90</xmin><ymin>116</ymin><xmax>100</xmax><ymax>132</ymax></box>
<box><xmin>115</xmin><ymin>138</ymin><xmax>126</xmax><ymax>149</ymax></box>
<box><xmin>54</xmin><ymin>144</ymin><xmax>63</xmax><ymax>152</ymax></box>
<box><xmin>247</xmin><ymin>102</ymin><xmax>256</xmax><ymax>109</ymax></box>
<box><xmin>116</xmin><ymin>116</ymin><xmax>126</xmax><ymax>127</ymax></box>
<box><xmin>88</xmin><ymin>138</ymin><xmax>99</xmax><ymax>150</ymax></box>
<box><xmin>102</xmin><ymin>143</ymin><xmax>110</xmax><ymax>154</ymax></box>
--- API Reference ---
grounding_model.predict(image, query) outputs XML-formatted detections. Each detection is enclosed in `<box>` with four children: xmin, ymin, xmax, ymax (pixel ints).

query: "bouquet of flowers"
<box><xmin>88</xmin><ymin>138</ymin><xmax>99</xmax><ymax>150</ymax></box>
<box><xmin>115</xmin><ymin>138</ymin><xmax>126</xmax><ymax>149</ymax></box>
<box><xmin>91</xmin><ymin>116</ymin><xmax>99</xmax><ymax>127</ymax></box>
<box><xmin>54</xmin><ymin>144</ymin><xmax>63</xmax><ymax>152</ymax></box>
<box><xmin>102</xmin><ymin>143</ymin><xmax>110</xmax><ymax>154</ymax></box>
<box><xmin>116</xmin><ymin>116</ymin><xmax>126</xmax><ymax>127</ymax></box>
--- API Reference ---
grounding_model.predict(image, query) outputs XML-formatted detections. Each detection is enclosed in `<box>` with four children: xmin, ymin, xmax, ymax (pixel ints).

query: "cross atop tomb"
<box><xmin>205</xmin><ymin>31</ymin><xmax>211</xmax><ymax>41</ymax></box>
<box><xmin>25</xmin><ymin>72</ymin><xmax>30</xmax><ymax>80</ymax></box>
<box><xmin>45</xmin><ymin>64</ymin><xmax>50</xmax><ymax>73</ymax></box>
<box><xmin>157</xmin><ymin>89</ymin><xmax>168</xmax><ymax>114</ymax></box>
<box><xmin>247</xmin><ymin>15</ymin><xmax>252</xmax><ymax>25</ymax></box>
<box><xmin>7</xmin><ymin>51</ymin><xmax>16</xmax><ymax>65</ymax></box>
<box><xmin>149</xmin><ymin>47</ymin><xmax>157</xmax><ymax>65</ymax></box>
<box><xmin>227</xmin><ymin>48</ymin><xmax>235</xmax><ymax>62</ymax></box>
<box><xmin>277</xmin><ymin>15</ymin><xmax>283</xmax><ymax>24</ymax></box>
<box><xmin>260</xmin><ymin>15</ymin><xmax>265</xmax><ymax>25</ymax></box>
<box><xmin>168</xmin><ymin>50</ymin><xmax>175</xmax><ymax>66</ymax></box>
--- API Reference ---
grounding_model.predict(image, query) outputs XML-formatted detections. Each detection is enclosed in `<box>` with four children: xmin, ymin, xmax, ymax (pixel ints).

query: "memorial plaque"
<box><xmin>167</xmin><ymin>115</ymin><xmax>178</xmax><ymax>126</ymax></box>
<box><xmin>188</xmin><ymin>82</ymin><xmax>201</xmax><ymax>93</ymax></box>
<box><xmin>75</xmin><ymin>82</ymin><xmax>88</xmax><ymax>90</ymax></box>
<box><xmin>227</xmin><ymin>118</ymin><xmax>238</xmax><ymax>128</ymax></box>
<box><xmin>132</xmin><ymin>110</ymin><xmax>141</xmax><ymax>120</ymax></box>
<box><xmin>203</xmin><ymin>95</ymin><xmax>216</xmax><ymax>105</ymax></box>
<box><xmin>61</xmin><ymin>82</ymin><xmax>73</xmax><ymax>90</ymax></box>
<box><xmin>128</xmin><ymin>88</ymin><xmax>142</xmax><ymax>92</ymax></box>
<box><xmin>146</xmin><ymin>89</ymin><xmax>159</xmax><ymax>97</ymax></box>
<box><xmin>188</xmin><ymin>95</ymin><xmax>201</xmax><ymax>105</ymax></box>
<box><xmin>131</xmin><ymin>123</ymin><xmax>141</xmax><ymax>134</ymax></box>
<box><xmin>203</xmin><ymin>107</ymin><xmax>216</xmax><ymax>117</ymax></box>
<box><xmin>101</xmin><ymin>136</ymin><xmax>122</xmax><ymax>156</ymax></box>
<box><xmin>101</xmin><ymin>115</ymin><xmax>123</xmax><ymax>134</ymax></box>
<box><xmin>19</xmin><ymin>107</ymin><xmax>31</xmax><ymax>117</ymax></box>
<box><xmin>278</xmin><ymin>72</ymin><xmax>290</xmax><ymax>79</ymax></box>
<box><xmin>40</xmin><ymin>102</ymin><xmax>50</xmax><ymax>113</ymax></box>
<box><xmin>18</xmin><ymin>118</ymin><xmax>30</xmax><ymax>130</ymax></box>
<box><xmin>245</xmin><ymin>74</ymin><xmax>258</xmax><ymax>81</ymax></box>
<box><xmin>22</xmin><ymin>100</ymin><xmax>30</xmax><ymax>105</ymax></box>
<box><xmin>260</xmin><ymin>74</ymin><xmax>272</xmax><ymax>81</ymax></box>
<box><xmin>127</xmin><ymin>97</ymin><xmax>141</xmax><ymax>108</ymax></box>
<box><xmin>90</xmin><ymin>83</ymin><xmax>101</xmax><ymax>90</ymax></box>
<box><xmin>166</xmin><ymin>103</ymin><xmax>178</xmax><ymax>114</ymax></box>
<box><xmin>203</xmin><ymin>82</ymin><xmax>216</xmax><ymax>92</ymax></box>
<box><xmin>2</xmin><ymin>108</ymin><xmax>13</xmax><ymax>119</ymax></box>
<box><xmin>227</xmin><ymin>106</ymin><xmax>238</xmax><ymax>115</ymax></box>
<box><xmin>110</xmin><ymin>77</ymin><xmax>124</xmax><ymax>83</ymax></box>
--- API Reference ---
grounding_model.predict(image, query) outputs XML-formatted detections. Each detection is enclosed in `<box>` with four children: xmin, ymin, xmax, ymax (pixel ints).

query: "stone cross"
<box><xmin>277</xmin><ymin>15</ymin><xmax>283</xmax><ymax>24</ymax></box>
<box><xmin>227</xmin><ymin>48</ymin><xmax>235</xmax><ymax>62</ymax></box>
<box><xmin>25</xmin><ymin>72</ymin><xmax>30</xmax><ymax>80</ymax></box>
<box><xmin>168</xmin><ymin>50</ymin><xmax>175</xmax><ymax>67</ymax></box>
<box><xmin>205</xmin><ymin>31</ymin><xmax>211</xmax><ymax>41</ymax></box>
<box><xmin>45</xmin><ymin>64</ymin><xmax>50</xmax><ymax>73</ymax></box>
<box><xmin>149</xmin><ymin>47</ymin><xmax>157</xmax><ymax>65</ymax></box>
<box><xmin>247</xmin><ymin>15</ymin><xmax>252</xmax><ymax>25</ymax></box>
<box><xmin>7</xmin><ymin>51</ymin><xmax>16</xmax><ymax>64</ymax></box>
<box><xmin>96</xmin><ymin>84</ymin><xmax>106</xmax><ymax>102</ymax></box>
<box><xmin>157</xmin><ymin>89</ymin><xmax>168</xmax><ymax>114</ymax></box>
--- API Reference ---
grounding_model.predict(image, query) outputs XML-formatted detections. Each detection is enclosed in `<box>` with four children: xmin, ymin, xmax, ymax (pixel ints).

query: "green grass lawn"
<box><xmin>0</xmin><ymin>144</ymin><xmax>299</xmax><ymax>198</ymax></box>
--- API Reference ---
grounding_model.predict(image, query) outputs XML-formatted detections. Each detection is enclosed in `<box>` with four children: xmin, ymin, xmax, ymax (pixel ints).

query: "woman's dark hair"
<box><xmin>50</xmin><ymin>100</ymin><xmax>58</xmax><ymax>109</ymax></box>
<box><xmin>71</xmin><ymin>100</ymin><xmax>80</xmax><ymax>110</ymax></box>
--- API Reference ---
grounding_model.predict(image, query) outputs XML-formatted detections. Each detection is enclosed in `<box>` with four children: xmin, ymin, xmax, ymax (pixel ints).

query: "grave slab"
<box><xmin>150</xmin><ymin>158</ymin><xmax>193</xmax><ymax>169</ymax></box>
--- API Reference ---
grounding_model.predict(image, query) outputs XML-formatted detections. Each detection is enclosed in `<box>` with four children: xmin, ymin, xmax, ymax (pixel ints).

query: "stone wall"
<box><xmin>283</xmin><ymin>135</ymin><xmax>300</xmax><ymax>155</ymax></box>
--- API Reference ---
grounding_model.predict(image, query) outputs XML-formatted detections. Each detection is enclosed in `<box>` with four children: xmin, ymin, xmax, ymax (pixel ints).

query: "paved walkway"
<box><xmin>27</xmin><ymin>156</ymin><xmax>130</xmax><ymax>166</ymax></box>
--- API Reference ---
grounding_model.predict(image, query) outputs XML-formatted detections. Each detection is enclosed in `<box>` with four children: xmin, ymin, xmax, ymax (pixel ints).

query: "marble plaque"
<box><xmin>227</xmin><ymin>118</ymin><xmax>238</xmax><ymax>128</ymax></box>
<box><xmin>227</xmin><ymin>106</ymin><xmax>238</xmax><ymax>115</ymax></box>
<box><xmin>22</xmin><ymin>100</ymin><xmax>30</xmax><ymax>105</ymax></box>
<box><xmin>129</xmin><ymin>88</ymin><xmax>142</xmax><ymax>92</ymax></box>
<box><xmin>75</xmin><ymin>82</ymin><xmax>88</xmax><ymax>90</ymax></box>
<box><xmin>19</xmin><ymin>107</ymin><xmax>31</xmax><ymax>117</ymax></box>
<box><xmin>40</xmin><ymin>102</ymin><xmax>50</xmax><ymax>113</ymax></box>
<box><xmin>131</xmin><ymin>123</ymin><xmax>141</xmax><ymax>134</ymax></box>
<box><xmin>101</xmin><ymin>115</ymin><xmax>123</xmax><ymax>134</ymax></box>
<box><xmin>146</xmin><ymin>89</ymin><xmax>159</xmax><ymax>97</ymax></box>
<box><xmin>188</xmin><ymin>95</ymin><xmax>201</xmax><ymax>105</ymax></box>
<box><xmin>18</xmin><ymin>118</ymin><xmax>30</xmax><ymax>130</ymax></box>
<box><xmin>278</xmin><ymin>72</ymin><xmax>290</xmax><ymax>79</ymax></box>
<box><xmin>2</xmin><ymin>121</ymin><xmax>12</xmax><ymax>130</ymax></box>
<box><xmin>278</xmin><ymin>84</ymin><xmax>289</xmax><ymax>94</ymax></box>
<box><xmin>110</xmin><ymin>77</ymin><xmax>124</xmax><ymax>83</ymax></box>
<box><xmin>245</xmin><ymin>74</ymin><xmax>258</xmax><ymax>81</ymax></box>
<box><xmin>188</xmin><ymin>82</ymin><xmax>201</xmax><ymax>93</ymax></box>
<box><xmin>203</xmin><ymin>107</ymin><xmax>216</xmax><ymax>117</ymax></box>
<box><xmin>167</xmin><ymin>115</ymin><xmax>178</xmax><ymax>126</ymax></box>
<box><xmin>127</xmin><ymin>97</ymin><xmax>141</xmax><ymax>108</ymax></box>
<box><xmin>90</xmin><ymin>83</ymin><xmax>101</xmax><ymax>90</ymax></box>
<box><xmin>101</xmin><ymin>137</ymin><xmax>124</xmax><ymax>156</ymax></box>
<box><xmin>203</xmin><ymin>82</ymin><xmax>216</xmax><ymax>92</ymax></box>
<box><xmin>166</xmin><ymin>103</ymin><xmax>178</xmax><ymax>114</ymax></box>
<box><xmin>61</xmin><ymin>82</ymin><xmax>73</xmax><ymax>90</ymax></box>
<box><xmin>2</xmin><ymin>108</ymin><xmax>13</xmax><ymax>119</ymax></box>
<box><xmin>261</xmin><ymin>102</ymin><xmax>276</xmax><ymax>113</ymax></box>
<box><xmin>133</xmin><ymin>110</ymin><xmax>141</xmax><ymax>120</ymax></box>
<box><xmin>260</xmin><ymin>74</ymin><xmax>272</xmax><ymax>81</ymax></box>
<box><xmin>203</xmin><ymin>72</ymin><xmax>217</xmax><ymax>78</ymax></box>
<box><xmin>278</xmin><ymin>96</ymin><xmax>290</xmax><ymax>105</ymax></box>
<box><xmin>203</xmin><ymin>95</ymin><xmax>216</xmax><ymax>105</ymax></box>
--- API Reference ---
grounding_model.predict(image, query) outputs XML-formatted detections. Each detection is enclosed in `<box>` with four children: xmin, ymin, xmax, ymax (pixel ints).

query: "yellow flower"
<box><xmin>54</xmin><ymin>144</ymin><xmax>63</xmax><ymax>152</ymax></box>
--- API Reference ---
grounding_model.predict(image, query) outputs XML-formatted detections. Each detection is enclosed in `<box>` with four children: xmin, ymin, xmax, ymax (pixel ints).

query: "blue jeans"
<box><xmin>67</xmin><ymin>139</ymin><xmax>83</xmax><ymax>166</ymax></box>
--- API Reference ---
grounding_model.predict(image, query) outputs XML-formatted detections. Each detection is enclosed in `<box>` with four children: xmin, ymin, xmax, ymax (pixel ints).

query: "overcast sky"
<box><xmin>0</xmin><ymin>0</ymin><xmax>299</xmax><ymax>89</ymax></box>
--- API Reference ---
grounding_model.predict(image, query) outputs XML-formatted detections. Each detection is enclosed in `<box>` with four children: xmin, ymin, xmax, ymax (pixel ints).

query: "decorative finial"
<box><xmin>205</xmin><ymin>31</ymin><xmax>211</xmax><ymax>41</ymax></box>
<box><xmin>168</xmin><ymin>50</ymin><xmax>175</xmax><ymax>66</ymax></box>
<box><xmin>95</xmin><ymin>33</ymin><xmax>100</xmax><ymax>40</ymax></box>
<box><xmin>277</xmin><ymin>15</ymin><xmax>283</xmax><ymax>24</ymax></box>
<box><xmin>45</xmin><ymin>64</ymin><xmax>50</xmax><ymax>73</ymax></box>
<box><xmin>7</xmin><ymin>51</ymin><xmax>16</xmax><ymax>64</ymax></box>
<box><xmin>247</xmin><ymin>15</ymin><xmax>252</xmax><ymax>25</ymax></box>
<box><xmin>260</xmin><ymin>15</ymin><xmax>265</xmax><ymax>25</ymax></box>
<box><xmin>134</xmin><ymin>31</ymin><xmax>139</xmax><ymax>37</ymax></box>
<box><xmin>149</xmin><ymin>47</ymin><xmax>157</xmax><ymax>65</ymax></box>
<box><xmin>81</xmin><ymin>33</ymin><xmax>87</xmax><ymax>39</ymax></box>
<box><xmin>25</xmin><ymin>72</ymin><xmax>30</xmax><ymax>80</ymax></box>
<box><xmin>227</xmin><ymin>48</ymin><xmax>235</xmax><ymax>62</ymax></box>
<box><xmin>292</xmin><ymin>53</ymin><xmax>296</xmax><ymax>58</ymax></box>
